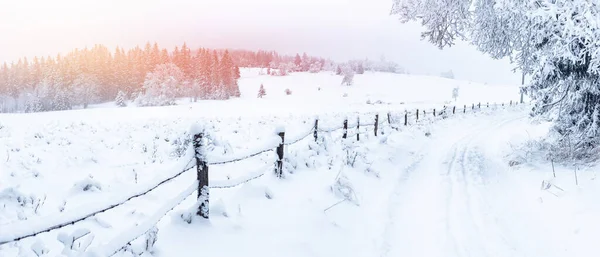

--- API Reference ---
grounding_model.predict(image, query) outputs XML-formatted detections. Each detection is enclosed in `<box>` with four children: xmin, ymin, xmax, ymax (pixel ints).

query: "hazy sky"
<box><xmin>0</xmin><ymin>0</ymin><xmax>521</xmax><ymax>85</ymax></box>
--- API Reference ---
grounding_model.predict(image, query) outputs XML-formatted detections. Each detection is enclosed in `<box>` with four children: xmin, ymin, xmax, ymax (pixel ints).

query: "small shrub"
<box><xmin>285</xmin><ymin>88</ymin><xmax>292</xmax><ymax>95</ymax></box>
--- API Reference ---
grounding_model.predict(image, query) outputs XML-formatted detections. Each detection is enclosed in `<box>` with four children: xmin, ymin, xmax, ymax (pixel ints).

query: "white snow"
<box><xmin>8</xmin><ymin>69</ymin><xmax>585</xmax><ymax>257</ymax></box>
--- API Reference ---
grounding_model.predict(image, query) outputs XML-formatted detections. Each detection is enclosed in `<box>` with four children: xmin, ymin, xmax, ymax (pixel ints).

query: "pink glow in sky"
<box><xmin>0</xmin><ymin>0</ymin><xmax>520</xmax><ymax>84</ymax></box>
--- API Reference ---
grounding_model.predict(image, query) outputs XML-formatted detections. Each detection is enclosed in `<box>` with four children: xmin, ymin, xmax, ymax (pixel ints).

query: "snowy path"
<box><xmin>380</xmin><ymin>112</ymin><xmax>561</xmax><ymax>257</ymax></box>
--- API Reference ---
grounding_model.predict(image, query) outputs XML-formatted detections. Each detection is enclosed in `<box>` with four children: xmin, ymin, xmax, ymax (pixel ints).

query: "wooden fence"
<box><xmin>192</xmin><ymin>101</ymin><xmax>520</xmax><ymax>218</ymax></box>
<box><xmin>0</xmin><ymin>100</ymin><xmax>519</xmax><ymax>256</ymax></box>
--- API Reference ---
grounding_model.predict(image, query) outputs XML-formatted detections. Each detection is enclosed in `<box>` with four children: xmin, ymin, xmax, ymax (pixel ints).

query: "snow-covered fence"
<box><xmin>0</xmin><ymin>158</ymin><xmax>196</xmax><ymax>246</ymax></box>
<box><xmin>0</xmin><ymin>100</ymin><xmax>521</xmax><ymax>256</ymax></box>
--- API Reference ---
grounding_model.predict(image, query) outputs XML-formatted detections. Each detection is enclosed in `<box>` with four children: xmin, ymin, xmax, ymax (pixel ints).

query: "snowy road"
<box><xmin>380</xmin><ymin>112</ymin><xmax>555</xmax><ymax>257</ymax></box>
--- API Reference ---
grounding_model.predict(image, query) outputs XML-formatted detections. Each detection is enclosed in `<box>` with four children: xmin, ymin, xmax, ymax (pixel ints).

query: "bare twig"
<box><xmin>324</xmin><ymin>199</ymin><xmax>346</xmax><ymax>213</ymax></box>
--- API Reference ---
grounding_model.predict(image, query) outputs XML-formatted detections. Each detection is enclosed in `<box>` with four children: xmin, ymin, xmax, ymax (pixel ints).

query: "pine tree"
<box><xmin>294</xmin><ymin>54</ymin><xmax>302</xmax><ymax>71</ymax></box>
<box><xmin>257</xmin><ymin>84</ymin><xmax>266</xmax><ymax>98</ymax></box>
<box><xmin>234</xmin><ymin>65</ymin><xmax>241</xmax><ymax>79</ymax></box>
<box><xmin>72</xmin><ymin>73</ymin><xmax>99</xmax><ymax>108</ymax></box>
<box><xmin>301</xmin><ymin>53</ymin><xmax>310</xmax><ymax>72</ymax></box>
<box><xmin>219</xmin><ymin>50</ymin><xmax>240</xmax><ymax>98</ymax></box>
<box><xmin>180</xmin><ymin>43</ymin><xmax>192</xmax><ymax>78</ymax></box>
<box><xmin>115</xmin><ymin>90</ymin><xmax>127</xmax><ymax>107</ymax></box>
<box><xmin>160</xmin><ymin>49</ymin><xmax>170</xmax><ymax>65</ymax></box>
<box><xmin>210</xmin><ymin>50</ymin><xmax>220</xmax><ymax>99</ymax></box>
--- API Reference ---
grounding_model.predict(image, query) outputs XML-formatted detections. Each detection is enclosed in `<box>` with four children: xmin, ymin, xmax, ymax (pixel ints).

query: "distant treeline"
<box><xmin>0</xmin><ymin>42</ymin><xmax>404</xmax><ymax>113</ymax></box>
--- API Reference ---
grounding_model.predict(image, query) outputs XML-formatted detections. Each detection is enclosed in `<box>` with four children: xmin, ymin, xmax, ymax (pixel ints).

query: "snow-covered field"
<box><xmin>6</xmin><ymin>70</ymin><xmax>597</xmax><ymax>257</ymax></box>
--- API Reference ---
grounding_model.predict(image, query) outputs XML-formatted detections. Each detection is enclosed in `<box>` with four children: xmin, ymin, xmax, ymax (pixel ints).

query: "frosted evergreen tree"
<box><xmin>72</xmin><ymin>74</ymin><xmax>99</xmax><ymax>109</ymax></box>
<box><xmin>294</xmin><ymin>54</ymin><xmax>302</xmax><ymax>71</ymax></box>
<box><xmin>136</xmin><ymin>63</ymin><xmax>183</xmax><ymax>106</ymax></box>
<box><xmin>341</xmin><ymin>69</ymin><xmax>354</xmax><ymax>86</ymax></box>
<box><xmin>257</xmin><ymin>84</ymin><xmax>266</xmax><ymax>98</ymax></box>
<box><xmin>309</xmin><ymin>62</ymin><xmax>321</xmax><ymax>73</ymax></box>
<box><xmin>392</xmin><ymin>0</ymin><xmax>600</xmax><ymax>159</ymax></box>
<box><xmin>115</xmin><ymin>90</ymin><xmax>127</xmax><ymax>107</ymax></box>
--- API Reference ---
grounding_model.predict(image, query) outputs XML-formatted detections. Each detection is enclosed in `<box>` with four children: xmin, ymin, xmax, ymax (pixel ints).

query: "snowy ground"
<box><xmin>6</xmin><ymin>70</ymin><xmax>597</xmax><ymax>257</ymax></box>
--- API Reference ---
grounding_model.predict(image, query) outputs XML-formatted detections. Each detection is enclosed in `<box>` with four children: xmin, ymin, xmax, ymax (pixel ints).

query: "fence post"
<box><xmin>453</xmin><ymin>106</ymin><xmax>456</xmax><ymax>114</ymax></box>
<box><xmin>463</xmin><ymin>105</ymin><xmax>466</xmax><ymax>113</ymax></box>
<box><xmin>314</xmin><ymin>119</ymin><xmax>319</xmax><ymax>142</ymax></box>
<box><xmin>387</xmin><ymin>113</ymin><xmax>391</xmax><ymax>125</ymax></box>
<box><xmin>404</xmin><ymin>112</ymin><xmax>408</xmax><ymax>126</ymax></box>
<box><xmin>487</xmin><ymin>102</ymin><xmax>489</xmax><ymax>108</ymax></box>
<box><xmin>510</xmin><ymin>100</ymin><xmax>512</xmax><ymax>106</ymax></box>
<box><xmin>275</xmin><ymin>130</ymin><xmax>285</xmax><ymax>178</ymax></box>
<box><xmin>193</xmin><ymin>133</ymin><xmax>209</xmax><ymax>219</ymax></box>
<box><xmin>374</xmin><ymin>114</ymin><xmax>379</xmax><ymax>137</ymax></box>
<box><xmin>356</xmin><ymin>117</ymin><xmax>360</xmax><ymax>141</ymax></box>
<box><xmin>433</xmin><ymin>109</ymin><xmax>436</xmax><ymax>117</ymax></box>
<box><xmin>343</xmin><ymin>119</ymin><xmax>348</xmax><ymax>139</ymax></box>
<box><xmin>502</xmin><ymin>102</ymin><xmax>504</xmax><ymax>107</ymax></box>
<box><xmin>472</xmin><ymin>103</ymin><xmax>474</xmax><ymax>110</ymax></box>
<box><xmin>478</xmin><ymin>102</ymin><xmax>481</xmax><ymax>109</ymax></box>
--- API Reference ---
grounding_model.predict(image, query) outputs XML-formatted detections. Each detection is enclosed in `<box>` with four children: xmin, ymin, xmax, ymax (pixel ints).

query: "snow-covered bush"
<box><xmin>341</xmin><ymin>70</ymin><xmax>354</xmax><ymax>86</ymax></box>
<box><xmin>275</xmin><ymin>62</ymin><xmax>295</xmax><ymax>76</ymax></box>
<box><xmin>72</xmin><ymin>177</ymin><xmax>102</xmax><ymax>193</ymax></box>
<box><xmin>31</xmin><ymin>240</ymin><xmax>49</xmax><ymax>257</ymax></box>
<box><xmin>440</xmin><ymin>70</ymin><xmax>455</xmax><ymax>79</ymax></box>
<box><xmin>330</xmin><ymin>170</ymin><xmax>359</xmax><ymax>205</ymax></box>
<box><xmin>144</xmin><ymin>226</ymin><xmax>159</xmax><ymax>253</ymax></box>
<box><xmin>0</xmin><ymin>188</ymin><xmax>45</xmax><ymax>223</ymax></box>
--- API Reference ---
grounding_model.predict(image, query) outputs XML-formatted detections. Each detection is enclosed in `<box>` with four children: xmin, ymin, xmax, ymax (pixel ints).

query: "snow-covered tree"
<box><xmin>136</xmin><ymin>63</ymin><xmax>183</xmax><ymax>106</ymax></box>
<box><xmin>294</xmin><ymin>54</ymin><xmax>302</xmax><ymax>71</ymax></box>
<box><xmin>115</xmin><ymin>90</ymin><xmax>127</xmax><ymax>107</ymax></box>
<box><xmin>341</xmin><ymin>69</ymin><xmax>354</xmax><ymax>86</ymax></box>
<box><xmin>219</xmin><ymin>50</ymin><xmax>240</xmax><ymax>99</ymax></box>
<box><xmin>392</xmin><ymin>0</ymin><xmax>600</xmax><ymax>159</ymax></box>
<box><xmin>257</xmin><ymin>84</ymin><xmax>266</xmax><ymax>98</ymax></box>
<box><xmin>356</xmin><ymin>63</ymin><xmax>365</xmax><ymax>74</ymax></box>
<box><xmin>440</xmin><ymin>70</ymin><xmax>454</xmax><ymax>79</ymax></box>
<box><xmin>309</xmin><ymin>62</ymin><xmax>321</xmax><ymax>73</ymax></box>
<box><xmin>72</xmin><ymin>74</ymin><xmax>99</xmax><ymax>109</ymax></box>
<box><xmin>452</xmin><ymin>87</ymin><xmax>459</xmax><ymax>102</ymax></box>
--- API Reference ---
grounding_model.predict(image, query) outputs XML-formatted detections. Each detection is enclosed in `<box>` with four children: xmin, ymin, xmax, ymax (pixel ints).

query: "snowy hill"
<box><xmin>0</xmin><ymin>70</ymin><xmax>538</xmax><ymax>257</ymax></box>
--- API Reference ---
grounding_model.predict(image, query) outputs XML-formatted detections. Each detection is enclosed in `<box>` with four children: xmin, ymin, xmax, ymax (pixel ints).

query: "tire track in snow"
<box><xmin>444</xmin><ymin>115</ymin><xmax>525</xmax><ymax>257</ymax></box>
<box><xmin>379</xmin><ymin>112</ymin><xmax>525</xmax><ymax>257</ymax></box>
<box><xmin>379</xmin><ymin>153</ymin><xmax>425</xmax><ymax>257</ymax></box>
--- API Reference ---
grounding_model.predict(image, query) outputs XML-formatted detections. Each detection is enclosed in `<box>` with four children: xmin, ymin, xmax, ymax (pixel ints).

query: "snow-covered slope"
<box><xmin>0</xmin><ymin>70</ymin><xmax>530</xmax><ymax>256</ymax></box>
